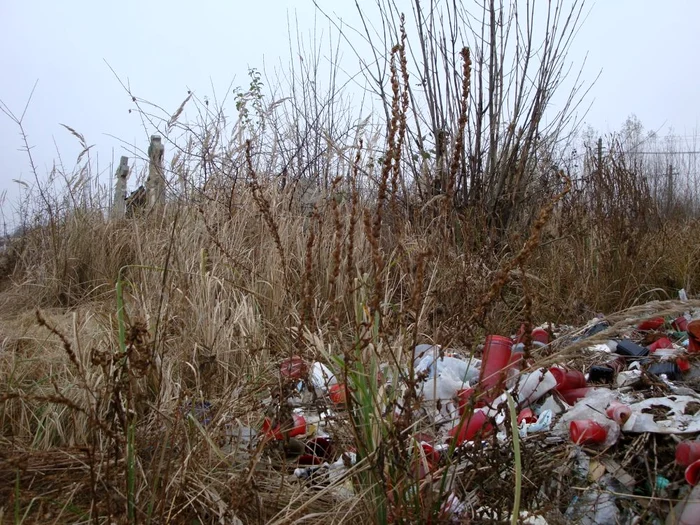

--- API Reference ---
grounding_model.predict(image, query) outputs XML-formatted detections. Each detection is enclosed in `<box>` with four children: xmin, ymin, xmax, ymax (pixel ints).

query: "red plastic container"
<box><xmin>550</xmin><ymin>367</ymin><xmax>587</xmax><ymax>392</ymax></box>
<box><xmin>517</xmin><ymin>408</ymin><xmax>537</xmax><ymax>425</ymax></box>
<box><xmin>516</xmin><ymin>325</ymin><xmax>550</xmax><ymax>345</ymax></box>
<box><xmin>329</xmin><ymin>383</ymin><xmax>347</xmax><ymax>405</ymax></box>
<box><xmin>678</xmin><ymin>358</ymin><xmax>691</xmax><ymax>373</ymax></box>
<box><xmin>448</xmin><ymin>410</ymin><xmax>492</xmax><ymax>445</ymax></box>
<box><xmin>569</xmin><ymin>420</ymin><xmax>607</xmax><ymax>445</ymax></box>
<box><xmin>262</xmin><ymin>418</ymin><xmax>284</xmax><ymax>440</ymax></box>
<box><xmin>638</xmin><ymin>317</ymin><xmax>665</xmax><ymax>331</ymax></box>
<box><xmin>289</xmin><ymin>413</ymin><xmax>307</xmax><ymax>437</ymax></box>
<box><xmin>672</xmin><ymin>316</ymin><xmax>689</xmax><ymax>332</ymax></box>
<box><xmin>560</xmin><ymin>387</ymin><xmax>594</xmax><ymax>406</ymax></box>
<box><xmin>688</xmin><ymin>320</ymin><xmax>700</xmax><ymax>353</ymax></box>
<box><xmin>647</xmin><ymin>337</ymin><xmax>673</xmax><ymax>353</ymax></box>
<box><xmin>280</xmin><ymin>356</ymin><xmax>308</xmax><ymax>380</ymax></box>
<box><xmin>677</xmin><ymin>441</ymin><xmax>700</xmax><ymax>467</ymax></box>
<box><xmin>606</xmin><ymin>401</ymin><xmax>632</xmax><ymax>424</ymax></box>
<box><xmin>532</xmin><ymin>328</ymin><xmax>550</xmax><ymax>345</ymax></box>
<box><xmin>262</xmin><ymin>413</ymin><xmax>307</xmax><ymax>440</ymax></box>
<box><xmin>479</xmin><ymin>335</ymin><xmax>514</xmax><ymax>397</ymax></box>
<box><xmin>687</xmin><ymin>459</ymin><xmax>700</xmax><ymax>486</ymax></box>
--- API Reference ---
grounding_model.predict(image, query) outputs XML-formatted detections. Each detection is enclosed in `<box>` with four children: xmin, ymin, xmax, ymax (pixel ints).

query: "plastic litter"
<box><xmin>623</xmin><ymin>396</ymin><xmax>700</xmax><ymax>434</ymax></box>
<box><xmin>448</xmin><ymin>409</ymin><xmax>492</xmax><ymax>445</ymax></box>
<box><xmin>570</xmin><ymin>420</ymin><xmax>607</xmax><ymax>445</ymax></box>
<box><xmin>280</xmin><ymin>356</ymin><xmax>308</xmax><ymax>380</ymax></box>
<box><xmin>677</xmin><ymin>441</ymin><xmax>700</xmax><ymax>466</ymax></box>
<box><xmin>605</xmin><ymin>401</ymin><xmax>632</xmax><ymax>424</ymax></box>
<box><xmin>252</xmin><ymin>303</ymin><xmax>700</xmax><ymax>523</ymax></box>
<box><xmin>615</xmin><ymin>339</ymin><xmax>650</xmax><ymax>358</ymax></box>
<box><xmin>518</xmin><ymin>409</ymin><xmax>553</xmax><ymax>437</ymax></box>
<box><xmin>550</xmin><ymin>367</ymin><xmax>587</xmax><ymax>391</ymax></box>
<box><xmin>685</xmin><ymin>459</ymin><xmax>700</xmax><ymax>485</ymax></box>
<box><xmin>648</xmin><ymin>336</ymin><xmax>674</xmax><ymax>352</ymax></box>
<box><xmin>479</xmin><ymin>335</ymin><xmax>513</xmax><ymax>399</ymax></box>
<box><xmin>565</xmin><ymin>477</ymin><xmax>620</xmax><ymax>525</ymax></box>
<box><xmin>557</xmin><ymin>388</ymin><xmax>620</xmax><ymax>446</ymax></box>
<box><xmin>310</xmin><ymin>361</ymin><xmax>337</xmax><ymax>395</ymax></box>
<box><xmin>648</xmin><ymin>362</ymin><xmax>683</xmax><ymax>380</ymax></box>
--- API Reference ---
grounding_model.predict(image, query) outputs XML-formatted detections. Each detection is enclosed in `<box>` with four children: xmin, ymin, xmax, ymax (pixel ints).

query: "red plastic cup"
<box><xmin>532</xmin><ymin>328</ymin><xmax>550</xmax><ymax>345</ymax></box>
<box><xmin>448</xmin><ymin>410</ymin><xmax>492</xmax><ymax>445</ymax></box>
<box><xmin>606</xmin><ymin>401</ymin><xmax>632</xmax><ymax>424</ymax></box>
<box><xmin>686</xmin><ymin>459</ymin><xmax>700</xmax><ymax>485</ymax></box>
<box><xmin>479</xmin><ymin>335</ymin><xmax>514</xmax><ymax>397</ymax></box>
<box><xmin>560</xmin><ymin>387</ymin><xmax>595</xmax><ymax>406</ymax></box>
<box><xmin>569</xmin><ymin>420</ymin><xmax>607</xmax><ymax>445</ymax></box>
<box><xmin>280</xmin><ymin>356</ymin><xmax>308</xmax><ymax>380</ymax></box>
<box><xmin>262</xmin><ymin>418</ymin><xmax>283</xmax><ymax>440</ymax></box>
<box><xmin>638</xmin><ymin>317</ymin><xmax>665</xmax><ymax>331</ymax></box>
<box><xmin>550</xmin><ymin>367</ymin><xmax>587</xmax><ymax>392</ymax></box>
<box><xmin>677</xmin><ymin>441</ymin><xmax>700</xmax><ymax>467</ymax></box>
<box><xmin>647</xmin><ymin>337</ymin><xmax>673</xmax><ymax>353</ymax></box>
<box><xmin>262</xmin><ymin>413</ymin><xmax>307</xmax><ymax>440</ymax></box>
<box><xmin>288</xmin><ymin>413</ymin><xmax>307</xmax><ymax>437</ymax></box>
<box><xmin>517</xmin><ymin>408</ymin><xmax>537</xmax><ymax>425</ymax></box>
<box><xmin>688</xmin><ymin>320</ymin><xmax>700</xmax><ymax>353</ymax></box>
<box><xmin>329</xmin><ymin>383</ymin><xmax>347</xmax><ymax>405</ymax></box>
<box><xmin>672</xmin><ymin>316</ymin><xmax>689</xmax><ymax>332</ymax></box>
<box><xmin>516</xmin><ymin>325</ymin><xmax>549</xmax><ymax>345</ymax></box>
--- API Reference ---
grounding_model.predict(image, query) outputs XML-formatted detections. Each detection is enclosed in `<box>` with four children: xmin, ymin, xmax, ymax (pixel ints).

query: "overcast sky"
<box><xmin>1</xmin><ymin>0</ymin><xmax>699</xmax><ymax>222</ymax></box>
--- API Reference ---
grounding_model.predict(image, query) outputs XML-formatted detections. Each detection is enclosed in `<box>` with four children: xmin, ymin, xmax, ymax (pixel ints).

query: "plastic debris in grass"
<box><xmin>622</xmin><ymin>396</ymin><xmax>700</xmax><ymax>434</ymax></box>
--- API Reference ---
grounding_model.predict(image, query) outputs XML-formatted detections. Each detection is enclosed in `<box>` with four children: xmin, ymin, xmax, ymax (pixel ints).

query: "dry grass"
<box><xmin>1</xmin><ymin>3</ymin><xmax>700</xmax><ymax>522</ymax></box>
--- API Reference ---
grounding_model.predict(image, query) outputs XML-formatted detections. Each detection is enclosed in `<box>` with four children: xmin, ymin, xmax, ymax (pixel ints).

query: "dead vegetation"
<box><xmin>1</xmin><ymin>0</ymin><xmax>700</xmax><ymax>523</ymax></box>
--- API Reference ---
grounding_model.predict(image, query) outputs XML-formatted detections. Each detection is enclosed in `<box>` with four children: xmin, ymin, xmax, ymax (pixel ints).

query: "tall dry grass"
<box><xmin>1</xmin><ymin>1</ymin><xmax>700</xmax><ymax>523</ymax></box>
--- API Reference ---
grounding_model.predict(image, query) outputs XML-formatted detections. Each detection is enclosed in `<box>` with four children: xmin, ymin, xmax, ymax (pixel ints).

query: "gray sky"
<box><xmin>2</xmin><ymin>0</ymin><xmax>699</xmax><ymax>222</ymax></box>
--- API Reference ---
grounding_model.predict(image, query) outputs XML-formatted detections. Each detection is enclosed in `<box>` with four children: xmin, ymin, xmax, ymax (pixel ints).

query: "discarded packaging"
<box><xmin>623</xmin><ymin>396</ymin><xmax>700</xmax><ymax>434</ymax></box>
<box><xmin>569</xmin><ymin>420</ymin><xmax>607</xmax><ymax>445</ymax></box>
<box><xmin>479</xmin><ymin>335</ymin><xmax>513</xmax><ymax>398</ymax></box>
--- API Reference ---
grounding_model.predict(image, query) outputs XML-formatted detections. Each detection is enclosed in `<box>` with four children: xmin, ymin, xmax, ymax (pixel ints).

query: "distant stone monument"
<box><xmin>112</xmin><ymin>156</ymin><xmax>130</xmax><ymax>218</ymax></box>
<box><xmin>146</xmin><ymin>135</ymin><xmax>165</xmax><ymax>206</ymax></box>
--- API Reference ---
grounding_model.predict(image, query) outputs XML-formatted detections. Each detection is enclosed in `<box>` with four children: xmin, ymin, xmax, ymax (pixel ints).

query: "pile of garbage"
<box><xmin>213</xmin><ymin>296</ymin><xmax>700</xmax><ymax>523</ymax></box>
